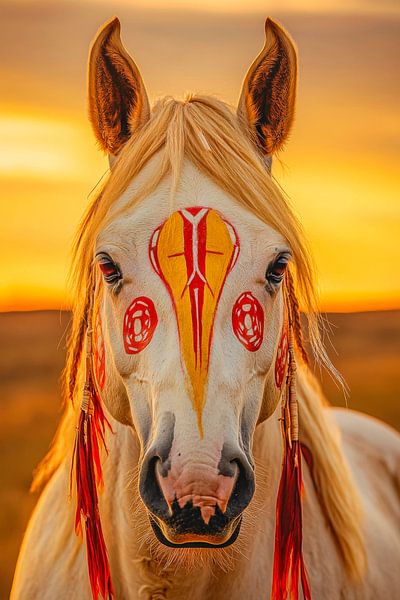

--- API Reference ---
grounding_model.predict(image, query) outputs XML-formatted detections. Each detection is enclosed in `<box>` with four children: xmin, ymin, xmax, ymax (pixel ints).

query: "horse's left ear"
<box><xmin>88</xmin><ymin>17</ymin><xmax>150</xmax><ymax>157</ymax></box>
<box><xmin>238</xmin><ymin>18</ymin><xmax>297</xmax><ymax>157</ymax></box>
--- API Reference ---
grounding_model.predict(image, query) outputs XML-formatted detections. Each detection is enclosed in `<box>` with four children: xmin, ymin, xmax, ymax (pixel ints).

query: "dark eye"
<box><xmin>96</xmin><ymin>253</ymin><xmax>122</xmax><ymax>289</ymax></box>
<box><xmin>266</xmin><ymin>254</ymin><xmax>290</xmax><ymax>288</ymax></box>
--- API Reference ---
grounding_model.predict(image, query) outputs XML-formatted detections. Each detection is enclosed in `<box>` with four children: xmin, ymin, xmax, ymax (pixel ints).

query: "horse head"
<box><xmin>81</xmin><ymin>16</ymin><xmax>300</xmax><ymax>551</ymax></box>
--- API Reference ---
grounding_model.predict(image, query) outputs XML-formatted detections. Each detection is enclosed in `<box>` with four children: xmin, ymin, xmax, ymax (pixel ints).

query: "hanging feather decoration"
<box><xmin>271</xmin><ymin>294</ymin><xmax>312</xmax><ymax>600</ymax></box>
<box><xmin>71</xmin><ymin>304</ymin><xmax>114</xmax><ymax>600</ymax></box>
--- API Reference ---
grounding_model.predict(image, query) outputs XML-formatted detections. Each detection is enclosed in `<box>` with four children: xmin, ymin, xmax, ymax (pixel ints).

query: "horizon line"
<box><xmin>1</xmin><ymin>305</ymin><xmax>399</xmax><ymax>316</ymax></box>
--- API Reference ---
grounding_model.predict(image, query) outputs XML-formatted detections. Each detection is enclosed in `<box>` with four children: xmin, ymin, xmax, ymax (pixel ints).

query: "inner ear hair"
<box><xmin>88</xmin><ymin>17</ymin><xmax>150</xmax><ymax>156</ymax></box>
<box><xmin>238</xmin><ymin>17</ymin><xmax>297</xmax><ymax>157</ymax></box>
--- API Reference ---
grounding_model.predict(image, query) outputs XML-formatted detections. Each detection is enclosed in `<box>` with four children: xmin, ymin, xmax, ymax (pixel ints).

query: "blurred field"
<box><xmin>0</xmin><ymin>309</ymin><xmax>399</xmax><ymax>598</ymax></box>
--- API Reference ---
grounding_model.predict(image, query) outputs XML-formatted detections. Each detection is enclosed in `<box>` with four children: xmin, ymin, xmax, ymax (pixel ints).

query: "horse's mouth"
<box><xmin>149</xmin><ymin>515</ymin><xmax>242</xmax><ymax>549</ymax></box>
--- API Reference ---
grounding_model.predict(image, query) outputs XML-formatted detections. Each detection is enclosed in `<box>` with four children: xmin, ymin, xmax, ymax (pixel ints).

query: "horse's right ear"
<box><xmin>238</xmin><ymin>18</ymin><xmax>297</xmax><ymax>158</ymax></box>
<box><xmin>88</xmin><ymin>17</ymin><xmax>150</xmax><ymax>157</ymax></box>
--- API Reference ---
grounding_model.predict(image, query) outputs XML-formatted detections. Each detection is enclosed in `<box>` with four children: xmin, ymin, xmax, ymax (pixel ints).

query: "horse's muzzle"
<box><xmin>139</xmin><ymin>447</ymin><xmax>255</xmax><ymax>548</ymax></box>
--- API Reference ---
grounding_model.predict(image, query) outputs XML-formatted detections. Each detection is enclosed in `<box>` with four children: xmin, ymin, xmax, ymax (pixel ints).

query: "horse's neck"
<box><xmin>100</xmin><ymin>416</ymin><xmax>283</xmax><ymax>598</ymax></box>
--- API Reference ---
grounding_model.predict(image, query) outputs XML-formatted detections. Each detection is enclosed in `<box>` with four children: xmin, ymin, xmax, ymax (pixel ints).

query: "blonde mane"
<box><xmin>32</xmin><ymin>95</ymin><xmax>365</xmax><ymax>579</ymax></box>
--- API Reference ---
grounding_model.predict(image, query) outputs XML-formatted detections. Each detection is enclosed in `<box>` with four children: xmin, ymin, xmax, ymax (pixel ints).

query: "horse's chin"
<box><xmin>149</xmin><ymin>516</ymin><xmax>242</xmax><ymax>549</ymax></box>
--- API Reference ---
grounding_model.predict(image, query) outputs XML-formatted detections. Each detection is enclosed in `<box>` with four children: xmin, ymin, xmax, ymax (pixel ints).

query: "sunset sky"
<box><xmin>1</xmin><ymin>0</ymin><xmax>399</xmax><ymax>312</ymax></box>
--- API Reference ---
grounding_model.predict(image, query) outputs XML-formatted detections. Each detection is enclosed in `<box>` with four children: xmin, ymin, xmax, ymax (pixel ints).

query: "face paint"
<box><xmin>149</xmin><ymin>207</ymin><xmax>239</xmax><ymax>434</ymax></box>
<box><xmin>275</xmin><ymin>320</ymin><xmax>289</xmax><ymax>388</ymax></box>
<box><xmin>123</xmin><ymin>296</ymin><xmax>158</xmax><ymax>354</ymax></box>
<box><xmin>232</xmin><ymin>292</ymin><xmax>264</xmax><ymax>352</ymax></box>
<box><xmin>93</xmin><ymin>306</ymin><xmax>106</xmax><ymax>390</ymax></box>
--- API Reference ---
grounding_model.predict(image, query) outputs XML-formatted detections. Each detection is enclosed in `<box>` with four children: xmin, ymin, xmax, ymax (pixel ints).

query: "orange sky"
<box><xmin>1</xmin><ymin>1</ymin><xmax>399</xmax><ymax>312</ymax></box>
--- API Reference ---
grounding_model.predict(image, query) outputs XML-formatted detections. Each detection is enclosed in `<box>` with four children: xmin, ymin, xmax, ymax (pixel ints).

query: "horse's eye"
<box><xmin>96</xmin><ymin>253</ymin><xmax>122</xmax><ymax>288</ymax></box>
<box><xmin>266</xmin><ymin>254</ymin><xmax>290</xmax><ymax>288</ymax></box>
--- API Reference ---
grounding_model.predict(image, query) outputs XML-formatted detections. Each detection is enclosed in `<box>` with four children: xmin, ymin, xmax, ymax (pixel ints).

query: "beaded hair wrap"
<box><xmin>271</xmin><ymin>272</ymin><xmax>312</xmax><ymax>600</ymax></box>
<box><xmin>70</xmin><ymin>292</ymin><xmax>114</xmax><ymax>600</ymax></box>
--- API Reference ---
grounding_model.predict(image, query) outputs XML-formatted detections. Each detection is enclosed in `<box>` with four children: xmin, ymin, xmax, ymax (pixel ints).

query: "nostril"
<box><xmin>139</xmin><ymin>456</ymin><xmax>170</xmax><ymax>518</ymax></box>
<box><xmin>224</xmin><ymin>457</ymin><xmax>255</xmax><ymax>520</ymax></box>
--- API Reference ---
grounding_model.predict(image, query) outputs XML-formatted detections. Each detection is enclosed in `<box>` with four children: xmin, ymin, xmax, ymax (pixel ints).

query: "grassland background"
<box><xmin>0</xmin><ymin>309</ymin><xmax>399</xmax><ymax>598</ymax></box>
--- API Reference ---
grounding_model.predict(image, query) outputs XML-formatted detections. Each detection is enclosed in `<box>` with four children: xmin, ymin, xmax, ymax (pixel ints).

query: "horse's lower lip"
<box><xmin>149</xmin><ymin>516</ymin><xmax>242</xmax><ymax>549</ymax></box>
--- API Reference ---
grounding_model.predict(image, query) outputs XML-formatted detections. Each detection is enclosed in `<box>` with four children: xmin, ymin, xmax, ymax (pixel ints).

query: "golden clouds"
<box><xmin>0</xmin><ymin>109</ymin><xmax>106</xmax><ymax>311</ymax></box>
<box><xmin>0</xmin><ymin>114</ymin><xmax>90</xmax><ymax>180</ymax></box>
<box><xmin>1</xmin><ymin>2</ymin><xmax>399</xmax><ymax>311</ymax></box>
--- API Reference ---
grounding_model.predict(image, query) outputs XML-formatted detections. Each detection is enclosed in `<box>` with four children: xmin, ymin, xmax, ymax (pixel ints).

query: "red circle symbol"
<box><xmin>275</xmin><ymin>322</ymin><xmax>289</xmax><ymax>388</ymax></box>
<box><xmin>232</xmin><ymin>292</ymin><xmax>264</xmax><ymax>352</ymax></box>
<box><xmin>123</xmin><ymin>296</ymin><xmax>158</xmax><ymax>354</ymax></box>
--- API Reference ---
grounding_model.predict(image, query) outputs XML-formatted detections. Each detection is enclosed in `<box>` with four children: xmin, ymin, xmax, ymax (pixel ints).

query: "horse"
<box><xmin>11</xmin><ymin>17</ymin><xmax>400</xmax><ymax>600</ymax></box>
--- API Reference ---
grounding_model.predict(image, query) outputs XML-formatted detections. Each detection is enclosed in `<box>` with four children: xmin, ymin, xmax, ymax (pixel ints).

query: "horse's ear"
<box><xmin>238</xmin><ymin>18</ymin><xmax>297</xmax><ymax>157</ymax></box>
<box><xmin>88</xmin><ymin>17</ymin><xmax>150</xmax><ymax>156</ymax></box>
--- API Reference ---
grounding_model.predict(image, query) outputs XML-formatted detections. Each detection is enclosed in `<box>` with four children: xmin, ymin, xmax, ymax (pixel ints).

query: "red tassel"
<box><xmin>72</xmin><ymin>378</ymin><xmax>114</xmax><ymax>600</ymax></box>
<box><xmin>271</xmin><ymin>439</ymin><xmax>311</xmax><ymax>600</ymax></box>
